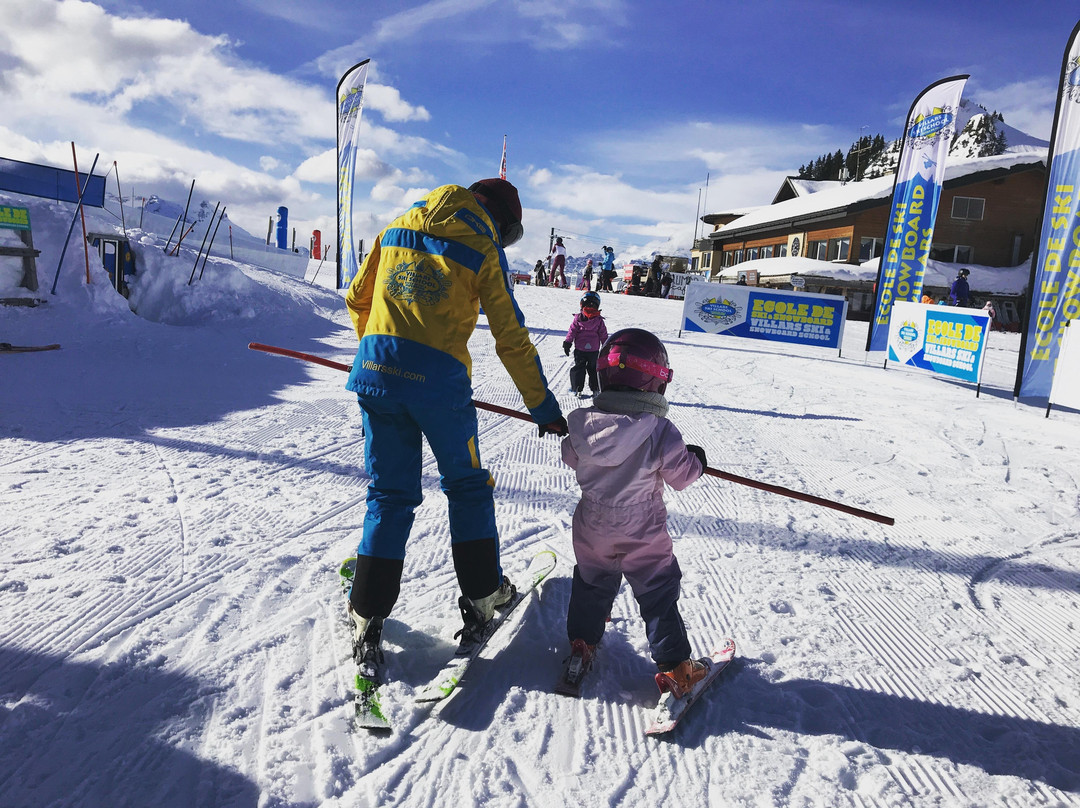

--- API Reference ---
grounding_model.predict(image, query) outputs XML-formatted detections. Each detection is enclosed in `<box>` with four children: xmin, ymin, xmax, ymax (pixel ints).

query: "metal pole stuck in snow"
<box><xmin>50</xmin><ymin>152</ymin><xmax>100</xmax><ymax>295</ymax></box>
<box><xmin>198</xmin><ymin>206</ymin><xmax>226</xmax><ymax>282</ymax></box>
<box><xmin>189</xmin><ymin>200</ymin><xmax>220</xmax><ymax>284</ymax></box>
<box><xmin>247</xmin><ymin>342</ymin><xmax>896</xmax><ymax>526</ymax></box>
<box><xmin>114</xmin><ymin>162</ymin><xmax>127</xmax><ymax>239</ymax></box>
<box><xmin>71</xmin><ymin>143</ymin><xmax>92</xmax><ymax>285</ymax></box>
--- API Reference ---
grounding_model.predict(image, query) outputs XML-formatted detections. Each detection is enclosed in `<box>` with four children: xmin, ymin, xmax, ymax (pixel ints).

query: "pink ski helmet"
<box><xmin>596</xmin><ymin>328</ymin><xmax>673</xmax><ymax>394</ymax></box>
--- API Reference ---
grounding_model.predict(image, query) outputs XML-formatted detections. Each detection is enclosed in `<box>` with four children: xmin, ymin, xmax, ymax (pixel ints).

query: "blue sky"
<box><xmin>1</xmin><ymin>0</ymin><xmax>1076</xmax><ymax>265</ymax></box>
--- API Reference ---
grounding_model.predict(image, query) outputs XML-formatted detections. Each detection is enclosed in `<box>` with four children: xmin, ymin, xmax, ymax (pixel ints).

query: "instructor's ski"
<box><xmin>339</xmin><ymin>558</ymin><xmax>391</xmax><ymax>731</ymax></box>
<box><xmin>415</xmin><ymin>550</ymin><xmax>557</xmax><ymax>703</ymax></box>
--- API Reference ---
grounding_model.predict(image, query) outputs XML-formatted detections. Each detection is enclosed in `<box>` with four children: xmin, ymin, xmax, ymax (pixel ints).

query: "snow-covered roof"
<box><xmin>710</xmin><ymin>253</ymin><xmax>1032</xmax><ymax>296</ymax></box>
<box><xmin>711</xmin><ymin>150</ymin><xmax>1047</xmax><ymax>239</ymax></box>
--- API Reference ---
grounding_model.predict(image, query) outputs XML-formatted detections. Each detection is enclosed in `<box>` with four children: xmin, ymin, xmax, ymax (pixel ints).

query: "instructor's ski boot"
<box><xmin>348</xmin><ymin>603</ymin><xmax>385</xmax><ymax>680</ymax></box>
<box><xmin>454</xmin><ymin>575</ymin><xmax>516</xmax><ymax>651</ymax></box>
<box><xmin>655</xmin><ymin>658</ymin><xmax>707</xmax><ymax>699</ymax></box>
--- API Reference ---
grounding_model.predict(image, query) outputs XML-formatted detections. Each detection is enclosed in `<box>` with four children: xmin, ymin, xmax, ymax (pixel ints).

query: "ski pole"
<box><xmin>247</xmin><ymin>342</ymin><xmax>895</xmax><ymax>525</ymax></box>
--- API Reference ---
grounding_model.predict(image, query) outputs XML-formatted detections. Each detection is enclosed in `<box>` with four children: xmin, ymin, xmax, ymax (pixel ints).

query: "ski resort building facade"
<box><xmin>691</xmin><ymin>152</ymin><xmax>1047</xmax><ymax>325</ymax></box>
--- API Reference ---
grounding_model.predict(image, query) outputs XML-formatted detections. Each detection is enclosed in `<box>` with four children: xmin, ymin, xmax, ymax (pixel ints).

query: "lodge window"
<box><xmin>807</xmin><ymin>240</ymin><xmax>828</xmax><ymax>261</ymax></box>
<box><xmin>951</xmin><ymin>197</ymin><xmax>985</xmax><ymax>220</ymax></box>
<box><xmin>828</xmin><ymin>237</ymin><xmax>850</xmax><ymax>261</ymax></box>
<box><xmin>747</xmin><ymin>248</ymin><xmax>758</xmax><ymax>261</ymax></box>
<box><xmin>929</xmin><ymin>244</ymin><xmax>974</xmax><ymax>263</ymax></box>
<box><xmin>777</xmin><ymin>243</ymin><xmax>788</xmax><ymax>257</ymax></box>
<box><xmin>859</xmin><ymin>237</ymin><xmax>883</xmax><ymax>261</ymax></box>
<box><xmin>762</xmin><ymin>245</ymin><xmax>773</xmax><ymax>258</ymax></box>
<box><xmin>691</xmin><ymin>256</ymin><xmax>699</xmax><ymax>272</ymax></box>
<box><xmin>734</xmin><ymin>249</ymin><xmax>744</xmax><ymax>263</ymax></box>
<box><xmin>703</xmin><ymin>252</ymin><xmax>712</xmax><ymax>268</ymax></box>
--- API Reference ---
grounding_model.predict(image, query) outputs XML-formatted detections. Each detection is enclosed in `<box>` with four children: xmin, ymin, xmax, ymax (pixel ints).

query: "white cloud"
<box><xmin>528</xmin><ymin>165</ymin><xmax>695</xmax><ymax>221</ymax></box>
<box><xmin>2</xmin><ymin>1</ymin><xmax>331</xmax><ymax>147</ymax></box>
<box><xmin>972</xmin><ymin>78</ymin><xmax>1057</xmax><ymax>142</ymax></box>
<box><xmin>314</xmin><ymin>0</ymin><xmax>629</xmax><ymax>75</ymax></box>
<box><xmin>365</xmin><ymin>83</ymin><xmax>431</xmax><ymax>123</ymax></box>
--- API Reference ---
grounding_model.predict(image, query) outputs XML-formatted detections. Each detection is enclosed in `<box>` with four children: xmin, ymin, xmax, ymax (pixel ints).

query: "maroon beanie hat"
<box><xmin>468</xmin><ymin>178</ymin><xmax>522</xmax><ymax>225</ymax></box>
<box><xmin>468</xmin><ymin>178</ymin><xmax>524</xmax><ymax>245</ymax></box>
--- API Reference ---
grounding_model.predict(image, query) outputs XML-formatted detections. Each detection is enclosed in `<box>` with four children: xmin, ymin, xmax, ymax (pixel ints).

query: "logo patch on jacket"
<box><xmin>385</xmin><ymin>259</ymin><xmax>451</xmax><ymax>305</ymax></box>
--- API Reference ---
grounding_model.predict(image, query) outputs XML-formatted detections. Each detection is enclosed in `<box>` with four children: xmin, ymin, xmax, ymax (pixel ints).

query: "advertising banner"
<box><xmin>0</xmin><ymin>205</ymin><xmax>31</xmax><ymax>230</ymax></box>
<box><xmin>887</xmin><ymin>301</ymin><xmax>990</xmax><ymax>383</ymax></box>
<box><xmin>867</xmin><ymin>75</ymin><xmax>968</xmax><ymax>352</ymax></box>
<box><xmin>336</xmin><ymin>59</ymin><xmax>370</xmax><ymax>290</ymax></box>
<box><xmin>1015</xmin><ymin>21</ymin><xmax>1080</xmax><ymax>400</ymax></box>
<box><xmin>681</xmin><ymin>282</ymin><xmax>848</xmax><ymax>350</ymax></box>
<box><xmin>1049</xmin><ymin>321</ymin><xmax>1080</xmax><ymax>411</ymax></box>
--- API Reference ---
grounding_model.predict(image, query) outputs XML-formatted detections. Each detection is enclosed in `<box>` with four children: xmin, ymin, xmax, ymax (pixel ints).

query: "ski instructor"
<box><xmin>343</xmin><ymin>178</ymin><xmax>568</xmax><ymax>652</ymax></box>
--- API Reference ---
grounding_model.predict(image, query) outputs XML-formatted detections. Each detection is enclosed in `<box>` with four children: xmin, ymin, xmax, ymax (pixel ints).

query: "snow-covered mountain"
<box><xmin>863</xmin><ymin>99</ymin><xmax>1048</xmax><ymax>178</ymax></box>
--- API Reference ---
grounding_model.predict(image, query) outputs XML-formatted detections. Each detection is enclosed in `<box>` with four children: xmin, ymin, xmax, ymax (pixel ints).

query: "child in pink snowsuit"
<box><xmin>562</xmin><ymin>291</ymin><xmax>608</xmax><ymax>397</ymax></box>
<box><xmin>560</xmin><ymin>328</ymin><xmax>709</xmax><ymax>695</ymax></box>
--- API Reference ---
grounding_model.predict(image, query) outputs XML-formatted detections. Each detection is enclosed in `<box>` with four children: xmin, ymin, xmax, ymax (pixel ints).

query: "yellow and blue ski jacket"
<box><xmin>345</xmin><ymin>184</ymin><xmax>560</xmax><ymax>424</ymax></box>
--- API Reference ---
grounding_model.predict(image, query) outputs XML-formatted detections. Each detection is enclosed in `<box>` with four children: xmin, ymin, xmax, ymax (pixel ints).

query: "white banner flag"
<box><xmin>336</xmin><ymin>59</ymin><xmax>370</xmax><ymax>290</ymax></box>
<box><xmin>1016</xmin><ymin>21</ymin><xmax>1080</xmax><ymax>400</ymax></box>
<box><xmin>867</xmin><ymin>75</ymin><xmax>968</xmax><ymax>352</ymax></box>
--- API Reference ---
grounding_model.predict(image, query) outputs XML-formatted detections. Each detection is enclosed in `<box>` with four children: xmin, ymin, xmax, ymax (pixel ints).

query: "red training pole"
<box><xmin>71</xmin><ymin>143</ymin><xmax>91</xmax><ymax>284</ymax></box>
<box><xmin>246</xmin><ymin>342</ymin><xmax>895</xmax><ymax>525</ymax></box>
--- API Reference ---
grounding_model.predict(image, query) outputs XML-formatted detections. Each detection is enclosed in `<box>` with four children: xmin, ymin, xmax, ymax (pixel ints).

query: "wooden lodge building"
<box><xmin>690</xmin><ymin>152</ymin><xmax>1048</xmax><ymax>326</ymax></box>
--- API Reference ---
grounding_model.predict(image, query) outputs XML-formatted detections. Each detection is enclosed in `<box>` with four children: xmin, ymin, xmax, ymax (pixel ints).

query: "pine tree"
<box><xmin>799</xmin><ymin>134</ymin><xmax>888</xmax><ymax>182</ymax></box>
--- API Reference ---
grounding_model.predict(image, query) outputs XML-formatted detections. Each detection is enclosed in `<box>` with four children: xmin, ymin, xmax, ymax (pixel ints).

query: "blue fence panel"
<box><xmin>0</xmin><ymin>156</ymin><xmax>107</xmax><ymax>208</ymax></box>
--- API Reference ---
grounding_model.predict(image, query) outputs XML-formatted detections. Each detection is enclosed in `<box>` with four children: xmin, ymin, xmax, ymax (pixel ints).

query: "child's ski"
<box><xmin>644</xmin><ymin>638</ymin><xmax>736</xmax><ymax>736</ymax></box>
<box><xmin>415</xmin><ymin>550</ymin><xmax>557</xmax><ymax>703</ymax></box>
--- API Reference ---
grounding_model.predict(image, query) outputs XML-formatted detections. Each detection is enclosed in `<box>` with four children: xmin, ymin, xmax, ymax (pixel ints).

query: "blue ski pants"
<box><xmin>349</xmin><ymin>396</ymin><xmax>502</xmax><ymax>618</ymax></box>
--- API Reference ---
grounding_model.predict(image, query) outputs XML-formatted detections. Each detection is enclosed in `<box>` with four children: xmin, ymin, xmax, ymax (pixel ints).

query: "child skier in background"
<box><xmin>563</xmin><ymin>291</ymin><xmax>608</xmax><ymax>398</ymax></box>
<box><xmin>560</xmin><ymin>328</ymin><xmax>709</xmax><ymax>697</ymax></box>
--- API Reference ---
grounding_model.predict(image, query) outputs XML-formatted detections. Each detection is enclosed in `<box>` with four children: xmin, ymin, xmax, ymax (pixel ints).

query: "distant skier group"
<box><xmin>535</xmin><ymin>243</ymin><xmax>620</xmax><ymax>292</ymax></box>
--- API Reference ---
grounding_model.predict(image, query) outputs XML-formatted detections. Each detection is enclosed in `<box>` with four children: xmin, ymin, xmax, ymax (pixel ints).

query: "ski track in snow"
<box><xmin>2</xmin><ymin>272</ymin><xmax>1080</xmax><ymax>807</ymax></box>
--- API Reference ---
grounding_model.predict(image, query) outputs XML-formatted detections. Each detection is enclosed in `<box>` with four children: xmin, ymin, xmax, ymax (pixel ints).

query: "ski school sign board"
<box><xmin>680</xmin><ymin>281</ymin><xmax>848</xmax><ymax>350</ymax></box>
<box><xmin>886</xmin><ymin>301</ymin><xmax>991</xmax><ymax>383</ymax></box>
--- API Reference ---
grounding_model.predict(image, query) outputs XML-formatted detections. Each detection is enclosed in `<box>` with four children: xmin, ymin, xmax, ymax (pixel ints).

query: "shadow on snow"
<box><xmin>0</xmin><ymin>645</ymin><xmax>263</xmax><ymax>807</ymax></box>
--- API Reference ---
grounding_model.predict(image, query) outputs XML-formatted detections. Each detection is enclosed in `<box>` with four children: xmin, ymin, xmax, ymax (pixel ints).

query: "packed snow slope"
<box><xmin>2</xmin><ymin>193</ymin><xmax>1080</xmax><ymax>807</ymax></box>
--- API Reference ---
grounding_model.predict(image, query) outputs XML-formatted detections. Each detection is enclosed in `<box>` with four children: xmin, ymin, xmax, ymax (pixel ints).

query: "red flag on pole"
<box><xmin>499</xmin><ymin>134</ymin><xmax>507</xmax><ymax>180</ymax></box>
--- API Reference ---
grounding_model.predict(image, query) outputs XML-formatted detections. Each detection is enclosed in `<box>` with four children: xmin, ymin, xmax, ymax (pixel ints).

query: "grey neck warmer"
<box><xmin>594</xmin><ymin>389</ymin><xmax>669</xmax><ymax>418</ymax></box>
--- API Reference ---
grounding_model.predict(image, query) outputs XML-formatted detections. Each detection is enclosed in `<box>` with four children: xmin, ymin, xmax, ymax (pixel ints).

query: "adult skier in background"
<box><xmin>949</xmin><ymin>267</ymin><xmax>972</xmax><ymax>307</ymax></box>
<box><xmin>343</xmin><ymin>178</ymin><xmax>568</xmax><ymax>656</ymax></box>
<box><xmin>599</xmin><ymin>246</ymin><xmax>615</xmax><ymax>291</ymax></box>
<box><xmin>550</xmin><ymin>237</ymin><xmax>568</xmax><ymax>288</ymax></box>
<box><xmin>560</xmin><ymin>328</ymin><xmax>709</xmax><ymax>696</ymax></box>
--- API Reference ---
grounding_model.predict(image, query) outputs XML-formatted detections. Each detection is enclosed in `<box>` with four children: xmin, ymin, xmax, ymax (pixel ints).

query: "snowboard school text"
<box><xmin>749</xmin><ymin>299</ymin><xmax>837</xmax><ymax>342</ymax></box>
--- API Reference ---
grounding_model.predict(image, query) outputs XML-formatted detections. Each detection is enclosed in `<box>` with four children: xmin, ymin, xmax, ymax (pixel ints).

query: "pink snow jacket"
<box><xmin>562</xmin><ymin>403</ymin><xmax>702</xmax><ymax>508</ymax></box>
<box><xmin>561</xmin><ymin>395</ymin><xmax>703</xmax><ymax>581</ymax></box>
<box><xmin>564</xmin><ymin>312</ymin><xmax>608</xmax><ymax>353</ymax></box>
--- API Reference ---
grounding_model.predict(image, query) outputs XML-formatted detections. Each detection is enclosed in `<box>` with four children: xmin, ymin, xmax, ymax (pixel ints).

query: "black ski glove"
<box><xmin>563</xmin><ymin>340</ymin><xmax>572</xmax><ymax>356</ymax></box>
<box><xmin>686</xmin><ymin>444</ymin><xmax>707</xmax><ymax>469</ymax></box>
<box><xmin>539</xmin><ymin>416</ymin><xmax>569</xmax><ymax>437</ymax></box>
